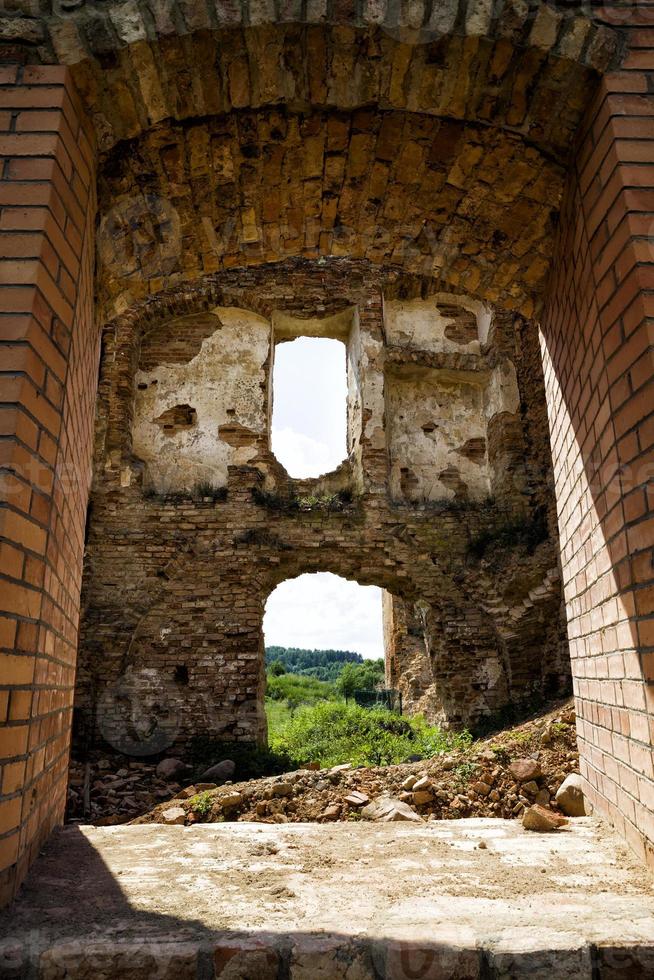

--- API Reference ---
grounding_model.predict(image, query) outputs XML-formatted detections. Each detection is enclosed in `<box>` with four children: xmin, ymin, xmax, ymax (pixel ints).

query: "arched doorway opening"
<box><xmin>264</xmin><ymin>572</ymin><xmax>384</xmax><ymax>662</ymax></box>
<box><xmin>263</xmin><ymin>572</ymin><xmax>387</xmax><ymax>727</ymax></box>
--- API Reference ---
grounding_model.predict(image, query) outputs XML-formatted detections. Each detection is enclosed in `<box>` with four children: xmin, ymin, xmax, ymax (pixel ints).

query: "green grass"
<box><xmin>264</xmin><ymin>670</ymin><xmax>471</xmax><ymax>772</ymax></box>
<box><xmin>266</xmin><ymin>672</ymin><xmax>338</xmax><ymax>710</ymax></box>
<box><xmin>268</xmin><ymin>700</ymin><xmax>471</xmax><ymax>769</ymax></box>
<box><xmin>265</xmin><ymin>698</ymin><xmax>294</xmax><ymax>735</ymax></box>
<box><xmin>265</xmin><ymin>671</ymin><xmax>339</xmax><ymax>741</ymax></box>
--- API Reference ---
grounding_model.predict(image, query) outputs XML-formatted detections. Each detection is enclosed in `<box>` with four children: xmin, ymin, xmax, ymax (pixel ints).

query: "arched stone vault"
<box><xmin>75</xmin><ymin>8</ymin><xmax>622</xmax><ymax>319</ymax></box>
<box><xmin>28</xmin><ymin>8</ymin><xmax>621</xmax><ymax>159</ymax></box>
<box><xmin>13</xmin><ymin>4</ymin><xmax>619</xmax><ymax>321</ymax></box>
<box><xmin>98</xmin><ymin>106</ymin><xmax>564</xmax><ymax>317</ymax></box>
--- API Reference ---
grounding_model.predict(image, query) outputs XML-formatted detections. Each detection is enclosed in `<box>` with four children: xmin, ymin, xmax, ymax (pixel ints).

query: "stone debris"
<box><xmin>155</xmin><ymin>758</ymin><xmax>189</xmax><ymax>780</ymax></box>
<box><xmin>218</xmin><ymin>792</ymin><xmax>244</xmax><ymax>810</ymax></box>
<box><xmin>344</xmin><ymin>791</ymin><xmax>369</xmax><ymax>808</ymax></box>
<box><xmin>361</xmin><ymin>798</ymin><xmax>424</xmax><ymax>823</ymax></box>
<box><xmin>555</xmin><ymin>773</ymin><xmax>586</xmax><ymax>816</ymax></box>
<box><xmin>523</xmin><ymin>804</ymin><xmax>568</xmax><ymax>832</ymax></box>
<box><xmin>509</xmin><ymin>758</ymin><xmax>542</xmax><ymax>782</ymax></box>
<box><xmin>161</xmin><ymin>806</ymin><xmax>186</xmax><ymax>825</ymax></box>
<box><xmin>68</xmin><ymin>700</ymin><xmax>582</xmax><ymax>831</ymax></box>
<box><xmin>198</xmin><ymin>760</ymin><xmax>236</xmax><ymax>784</ymax></box>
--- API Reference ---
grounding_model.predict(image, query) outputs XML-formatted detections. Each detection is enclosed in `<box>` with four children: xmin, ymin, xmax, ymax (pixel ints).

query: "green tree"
<box><xmin>338</xmin><ymin>662</ymin><xmax>359</xmax><ymax>702</ymax></box>
<box><xmin>337</xmin><ymin>660</ymin><xmax>385</xmax><ymax>700</ymax></box>
<box><xmin>268</xmin><ymin>659</ymin><xmax>286</xmax><ymax>677</ymax></box>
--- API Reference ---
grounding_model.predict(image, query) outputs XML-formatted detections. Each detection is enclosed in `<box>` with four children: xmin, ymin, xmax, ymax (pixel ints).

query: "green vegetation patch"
<box><xmin>269</xmin><ymin>700</ymin><xmax>471</xmax><ymax>769</ymax></box>
<box><xmin>266</xmin><ymin>672</ymin><xmax>338</xmax><ymax>710</ymax></box>
<box><xmin>252</xmin><ymin>488</ymin><xmax>353</xmax><ymax>512</ymax></box>
<box><xmin>189</xmin><ymin>790</ymin><xmax>213</xmax><ymax>818</ymax></box>
<box><xmin>143</xmin><ymin>482</ymin><xmax>227</xmax><ymax>504</ymax></box>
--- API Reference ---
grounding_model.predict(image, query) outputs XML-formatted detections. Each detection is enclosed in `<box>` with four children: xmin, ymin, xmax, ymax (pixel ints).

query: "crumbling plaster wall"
<box><xmin>387</xmin><ymin>370</ymin><xmax>490</xmax><ymax>503</ymax></box>
<box><xmin>133</xmin><ymin>308</ymin><xmax>271</xmax><ymax>492</ymax></box>
<box><xmin>384</xmin><ymin>298</ymin><xmax>523</xmax><ymax>504</ymax></box>
<box><xmin>384</xmin><ymin>295</ymin><xmax>483</xmax><ymax>355</ymax></box>
<box><xmin>77</xmin><ymin>258</ymin><xmax>570</xmax><ymax>754</ymax></box>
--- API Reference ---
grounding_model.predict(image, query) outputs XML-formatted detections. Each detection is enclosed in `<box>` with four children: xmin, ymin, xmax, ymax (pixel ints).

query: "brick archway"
<box><xmin>1</xmin><ymin>7</ymin><xmax>653</xmax><ymax>904</ymax></box>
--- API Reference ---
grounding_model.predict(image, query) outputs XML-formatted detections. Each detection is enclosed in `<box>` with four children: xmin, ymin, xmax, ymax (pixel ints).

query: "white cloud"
<box><xmin>264</xmin><ymin>572</ymin><xmax>385</xmax><ymax>660</ymax></box>
<box><xmin>271</xmin><ymin>426</ymin><xmax>339</xmax><ymax>479</ymax></box>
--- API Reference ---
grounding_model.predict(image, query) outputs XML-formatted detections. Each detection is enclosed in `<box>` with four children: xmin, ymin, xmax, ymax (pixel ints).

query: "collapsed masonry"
<box><xmin>76</xmin><ymin>257</ymin><xmax>570</xmax><ymax>756</ymax></box>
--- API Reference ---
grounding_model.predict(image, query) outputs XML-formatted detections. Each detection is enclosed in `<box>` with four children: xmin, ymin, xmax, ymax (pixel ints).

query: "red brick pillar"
<box><xmin>541</xmin><ymin>31</ymin><xmax>654</xmax><ymax>865</ymax></box>
<box><xmin>0</xmin><ymin>64</ymin><xmax>97</xmax><ymax>904</ymax></box>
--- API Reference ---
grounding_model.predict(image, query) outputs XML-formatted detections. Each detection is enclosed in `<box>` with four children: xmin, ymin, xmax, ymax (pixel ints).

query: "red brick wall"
<box><xmin>0</xmin><ymin>65</ymin><xmax>97</xmax><ymax>904</ymax></box>
<box><xmin>541</xmin><ymin>34</ymin><xmax>654</xmax><ymax>866</ymax></box>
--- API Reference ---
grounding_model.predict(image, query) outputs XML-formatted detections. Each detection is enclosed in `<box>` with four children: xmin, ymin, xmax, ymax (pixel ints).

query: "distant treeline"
<box><xmin>265</xmin><ymin>646</ymin><xmax>364</xmax><ymax>681</ymax></box>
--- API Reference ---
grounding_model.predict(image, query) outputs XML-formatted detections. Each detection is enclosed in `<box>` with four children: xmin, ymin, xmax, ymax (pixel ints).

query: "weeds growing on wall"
<box><xmin>252</xmin><ymin>487</ymin><xmax>354</xmax><ymax>512</ymax></box>
<box><xmin>192</xmin><ymin>482</ymin><xmax>228</xmax><ymax>502</ymax></box>
<box><xmin>269</xmin><ymin>701</ymin><xmax>471</xmax><ymax>768</ymax></box>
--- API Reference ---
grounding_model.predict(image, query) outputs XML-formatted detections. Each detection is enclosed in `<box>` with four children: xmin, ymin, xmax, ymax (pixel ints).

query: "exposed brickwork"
<box><xmin>0</xmin><ymin>0</ymin><xmax>651</xmax><ymax>905</ymax></box>
<box><xmin>540</xmin><ymin>40</ymin><xmax>654</xmax><ymax>866</ymax></box>
<box><xmin>76</xmin><ymin>259</ymin><xmax>568</xmax><ymax>755</ymax></box>
<box><xmin>0</xmin><ymin>66</ymin><xmax>97</xmax><ymax>905</ymax></box>
<box><xmin>95</xmin><ymin>107</ymin><xmax>567</xmax><ymax>320</ymax></box>
<box><xmin>0</xmin><ymin>5</ymin><xmax>619</xmax><ymax>156</ymax></box>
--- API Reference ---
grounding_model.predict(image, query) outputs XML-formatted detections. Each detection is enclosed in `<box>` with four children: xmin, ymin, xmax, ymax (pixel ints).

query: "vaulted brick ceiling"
<box><xmin>98</xmin><ymin>106</ymin><xmax>563</xmax><ymax>318</ymax></box>
<box><xmin>6</xmin><ymin>2</ymin><xmax>620</xmax><ymax>318</ymax></box>
<box><xmin>59</xmin><ymin>20</ymin><xmax>618</xmax><ymax>157</ymax></box>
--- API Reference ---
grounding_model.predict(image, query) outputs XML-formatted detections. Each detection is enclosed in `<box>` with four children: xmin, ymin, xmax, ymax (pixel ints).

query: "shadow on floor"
<box><xmin>0</xmin><ymin>823</ymin><xmax>652</xmax><ymax>979</ymax></box>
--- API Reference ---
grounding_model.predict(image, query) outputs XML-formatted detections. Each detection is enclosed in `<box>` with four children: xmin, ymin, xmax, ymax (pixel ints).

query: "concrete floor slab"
<box><xmin>1</xmin><ymin>818</ymin><xmax>653</xmax><ymax>978</ymax></box>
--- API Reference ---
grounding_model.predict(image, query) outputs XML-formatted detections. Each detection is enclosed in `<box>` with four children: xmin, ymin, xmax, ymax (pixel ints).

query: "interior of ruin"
<box><xmin>76</xmin><ymin>260</ymin><xmax>570</xmax><ymax>756</ymax></box>
<box><xmin>1</xmin><ymin>0</ymin><xmax>654</xmax><ymax>972</ymax></box>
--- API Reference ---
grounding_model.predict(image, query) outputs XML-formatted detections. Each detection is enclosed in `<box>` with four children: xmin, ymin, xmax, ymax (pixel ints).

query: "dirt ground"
<box><xmin>126</xmin><ymin>699</ymin><xmax>580</xmax><ymax>828</ymax></box>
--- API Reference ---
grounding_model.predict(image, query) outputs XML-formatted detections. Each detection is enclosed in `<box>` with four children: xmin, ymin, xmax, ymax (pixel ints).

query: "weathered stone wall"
<box><xmin>1</xmin><ymin>0</ymin><xmax>652</xmax><ymax>901</ymax></box>
<box><xmin>76</xmin><ymin>257</ymin><xmax>569</xmax><ymax>755</ymax></box>
<box><xmin>133</xmin><ymin>307</ymin><xmax>271</xmax><ymax>493</ymax></box>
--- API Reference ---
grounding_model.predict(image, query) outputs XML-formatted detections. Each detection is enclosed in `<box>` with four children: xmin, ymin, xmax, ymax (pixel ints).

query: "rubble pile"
<box><xmin>70</xmin><ymin>699</ymin><xmax>584</xmax><ymax>830</ymax></box>
<box><xmin>68</xmin><ymin>700</ymin><xmax>580</xmax><ymax>829</ymax></box>
<box><xmin>67</xmin><ymin>756</ymin><xmax>194</xmax><ymax>826</ymax></box>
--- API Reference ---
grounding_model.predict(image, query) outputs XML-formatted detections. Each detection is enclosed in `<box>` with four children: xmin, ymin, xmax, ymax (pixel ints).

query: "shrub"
<box><xmin>269</xmin><ymin>700</ymin><xmax>471</xmax><ymax>768</ymax></box>
<box><xmin>189</xmin><ymin>790</ymin><xmax>213</xmax><ymax>817</ymax></box>
<box><xmin>337</xmin><ymin>660</ymin><xmax>385</xmax><ymax>700</ymax></box>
